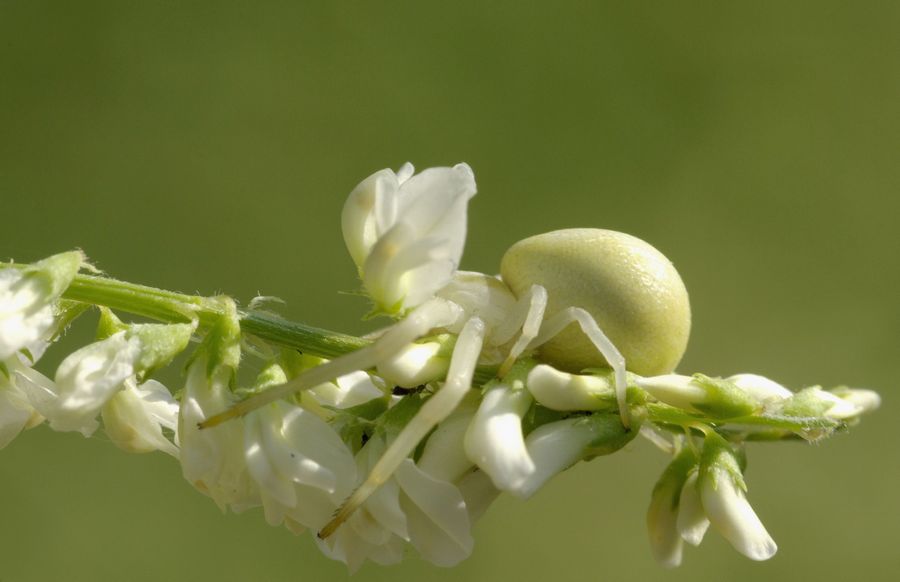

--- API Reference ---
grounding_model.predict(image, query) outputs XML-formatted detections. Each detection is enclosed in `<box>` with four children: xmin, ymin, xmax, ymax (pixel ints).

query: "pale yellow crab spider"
<box><xmin>200</xmin><ymin>226</ymin><xmax>691</xmax><ymax>541</ymax></box>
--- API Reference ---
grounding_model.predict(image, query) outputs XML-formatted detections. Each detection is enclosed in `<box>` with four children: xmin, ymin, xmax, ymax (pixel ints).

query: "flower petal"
<box><xmin>463</xmin><ymin>385</ymin><xmax>535</xmax><ymax>492</ymax></box>
<box><xmin>700</xmin><ymin>466</ymin><xmax>777</xmax><ymax>561</ymax></box>
<box><xmin>676</xmin><ymin>471</ymin><xmax>710</xmax><ymax>546</ymax></box>
<box><xmin>395</xmin><ymin>458</ymin><xmax>474</xmax><ymax>567</ymax></box>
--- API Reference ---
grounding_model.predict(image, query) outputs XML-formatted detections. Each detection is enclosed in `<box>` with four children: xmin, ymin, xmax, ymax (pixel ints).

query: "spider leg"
<box><xmin>497</xmin><ymin>284</ymin><xmax>548</xmax><ymax>377</ymax></box>
<box><xmin>199</xmin><ymin>298</ymin><xmax>461</xmax><ymax>428</ymax></box>
<box><xmin>527</xmin><ymin>307</ymin><xmax>630</xmax><ymax>428</ymax></box>
<box><xmin>318</xmin><ymin>316</ymin><xmax>486</xmax><ymax>539</ymax></box>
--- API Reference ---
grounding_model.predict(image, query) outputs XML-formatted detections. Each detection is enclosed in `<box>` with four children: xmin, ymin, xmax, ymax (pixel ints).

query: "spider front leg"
<box><xmin>497</xmin><ymin>284</ymin><xmax>548</xmax><ymax>378</ymax></box>
<box><xmin>199</xmin><ymin>298</ymin><xmax>461</xmax><ymax>428</ymax></box>
<box><xmin>318</xmin><ymin>315</ymin><xmax>486</xmax><ymax>539</ymax></box>
<box><xmin>528</xmin><ymin>307</ymin><xmax>630</xmax><ymax>428</ymax></box>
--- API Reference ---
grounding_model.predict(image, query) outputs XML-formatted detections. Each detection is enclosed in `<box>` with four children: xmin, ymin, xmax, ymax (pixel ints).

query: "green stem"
<box><xmin>63</xmin><ymin>273</ymin><xmax>369</xmax><ymax>357</ymax></box>
<box><xmin>60</xmin><ymin>273</ymin><xmax>499</xmax><ymax>382</ymax></box>
<box><xmin>644</xmin><ymin>402</ymin><xmax>840</xmax><ymax>441</ymax></box>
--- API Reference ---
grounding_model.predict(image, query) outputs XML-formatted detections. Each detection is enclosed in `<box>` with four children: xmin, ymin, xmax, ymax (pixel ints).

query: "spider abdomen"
<box><xmin>500</xmin><ymin>228</ymin><xmax>691</xmax><ymax>376</ymax></box>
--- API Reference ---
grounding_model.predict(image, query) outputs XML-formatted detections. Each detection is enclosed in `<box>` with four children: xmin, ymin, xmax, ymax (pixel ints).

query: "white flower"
<box><xmin>637</xmin><ymin>374</ymin><xmax>759</xmax><ymax>418</ymax></box>
<box><xmin>0</xmin><ymin>359</ymin><xmax>46</xmax><ymax>449</ymax></box>
<box><xmin>727</xmin><ymin>374</ymin><xmax>793</xmax><ymax>402</ymax></box>
<box><xmin>179</xmin><ymin>357</ymin><xmax>259</xmax><ymax>512</ymax></box>
<box><xmin>0</xmin><ymin>269</ymin><xmax>54</xmax><ymax>361</ymax></box>
<box><xmin>395</xmin><ymin>458</ymin><xmax>474</xmax><ymax>567</ymax></box>
<box><xmin>676</xmin><ymin>471</ymin><xmax>710</xmax><ymax>546</ymax></box>
<box><xmin>463</xmin><ymin>385</ymin><xmax>535</xmax><ymax>492</ymax></box>
<box><xmin>830</xmin><ymin>387</ymin><xmax>881</xmax><ymax>416</ymax></box>
<box><xmin>101</xmin><ymin>378</ymin><xmax>179</xmax><ymax>457</ymax></box>
<box><xmin>316</xmin><ymin>435</ymin><xmax>408</xmax><ymax>571</ymax></box>
<box><xmin>636</xmin><ymin>374</ymin><xmax>708</xmax><ymax>412</ymax></box>
<box><xmin>417</xmin><ymin>394</ymin><xmax>478</xmax><ymax>483</ymax></box>
<box><xmin>514</xmin><ymin>416</ymin><xmax>607</xmax><ymax>500</ymax></box>
<box><xmin>0</xmin><ymin>252</ymin><xmax>81</xmax><ymax>361</ymax></box>
<box><xmin>698</xmin><ymin>437</ymin><xmax>777</xmax><ymax>561</ymax></box>
<box><xmin>526</xmin><ymin>364</ymin><xmax>616</xmax><ymax>411</ymax></box>
<box><xmin>807</xmin><ymin>387</ymin><xmax>880</xmax><ymax>420</ymax></box>
<box><xmin>456</xmin><ymin>469</ymin><xmax>500</xmax><ymax>523</ymax></box>
<box><xmin>317</xmin><ymin>431</ymin><xmax>475</xmax><ymax>570</ymax></box>
<box><xmin>646</xmin><ymin>450</ymin><xmax>696</xmax><ymax>568</ymax></box>
<box><xmin>243</xmin><ymin>400</ymin><xmax>357</xmax><ymax>532</ymax></box>
<box><xmin>342</xmin><ymin>162</ymin><xmax>477</xmax><ymax>314</ymax></box>
<box><xmin>19</xmin><ymin>331</ymin><xmax>142</xmax><ymax>436</ymax></box>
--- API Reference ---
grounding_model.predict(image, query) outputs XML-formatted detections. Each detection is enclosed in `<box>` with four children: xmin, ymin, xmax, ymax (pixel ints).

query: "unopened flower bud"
<box><xmin>779</xmin><ymin>386</ymin><xmax>875</xmax><ymax>420</ymax></box>
<box><xmin>638</xmin><ymin>374</ymin><xmax>759</xmax><ymax>418</ymax></box>
<box><xmin>726</xmin><ymin>374</ymin><xmax>792</xmax><ymax>402</ymax></box>
<box><xmin>526</xmin><ymin>364</ymin><xmax>616</xmax><ymax>411</ymax></box>
<box><xmin>830</xmin><ymin>387</ymin><xmax>881</xmax><ymax>415</ymax></box>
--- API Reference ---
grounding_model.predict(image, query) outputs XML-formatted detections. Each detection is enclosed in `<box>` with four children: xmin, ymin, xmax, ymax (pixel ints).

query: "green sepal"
<box><xmin>204</xmin><ymin>297</ymin><xmax>241</xmax><ymax>377</ymax></box>
<box><xmin>278</xmin><ymin>350</ymin><xmax>325</xmax><ymax>379</ymax></box>
<box><xmin>691</xmin><ymin>374</ymin><xmax>759</xmax><ymax>418</ymax></box>
<box><xmin>96</xmin><ymin>307</ymin><xmax>127</xmax><ymax>340</ymax></box>
<box><xmin>650</xmin><ymin>446</ymin><xmax>698</xmax><ymax>512</ymax></box>
<box><xmin>582</xmin><ymin>412</ymin><xmax>640</xmax><ymax>459</ymax></box>
<box><xmin>254</xmin><ymin>360</ymin><xmax>289</xmax><ymax>391</ymax></box>
<box><xmin>0</xmin><ymin>361</ymin><xmax>9</xmax><ymax>380</ymax></box>
<box><xmin>778</xmin><ymin>386</ymin><xmax>833</xmax><ymax>418</ymax></box>
<box><xmin>380</xmin><ymin>389</ymin><xmax>430</xmax><ymax>438</ymax></box>
<box><xmin>364</xmin><ymin>296</ymin><xmax>406</xmax><ymax>320</ymax></box>
<box><xmin>505</xmin><ymin>357</ymin><xmax>537</xmax><ymax>390</ymax></box>
<box><xmin>431</xmin><ymin>333</ymin><xmax>457</xmax><ymax>359</ymax></box>
<box><xmin>581</xmin><ymin>368</ymin><xmax>648</xmax><ymax>407</ymax></box>
<box><xmin>699</xmin><ymin>430</ymin><xmax>746</xmax><ymax>492</ymax></box>
<box><xmin>336</xmin><ymin>397</ymin><xmax>389</xmax><ymax>422</ymax></box>
<box><xmin>335</xmin><ymin>417</ymin><xmax>371</xmax><ymax>454</ymax></box>
<box><xmin>183</xmin><ymin>297</ymin><xmax>240</xmax><ymax>384</ymax></box>
<box><xmin>520</xmin><ymin>403</ymin><xmax>568</xmax><ymax>436</ymax></box>
<box><xmin>128</xmin><ymin>322</ymin><xmax>194</xmax><ymax>379</ymax></box>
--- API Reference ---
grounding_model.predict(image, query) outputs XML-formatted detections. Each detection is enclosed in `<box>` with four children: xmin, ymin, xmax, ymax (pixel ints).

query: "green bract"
<box><xmin>500</xmin><ymin>228</ymin><xmax>691</xmax><ymax>376</ymax></box>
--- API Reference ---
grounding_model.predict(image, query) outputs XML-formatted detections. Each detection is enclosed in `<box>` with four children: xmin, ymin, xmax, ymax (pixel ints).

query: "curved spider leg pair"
<box><xmin>497</xmin><ymin>285</ymin><xmax>630</xmax><ymax>428</ymax></box>
<box><xmin>320</xmin><ymin>284</ymin><xmax>629</xmax><ymax>538</ymax></box>
<box><xmin>318</xmin><ymin>315</ymin><xmax>486</xmax><ymax>539</ymax></box>
<box><xmin>315</xmin><ymin>283</ymin><xmax>548</xmax><ymax>538</ymax></box>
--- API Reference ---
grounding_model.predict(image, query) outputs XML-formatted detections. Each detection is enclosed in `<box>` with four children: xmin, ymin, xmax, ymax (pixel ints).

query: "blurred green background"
<box><xmin>1</xmin><ymin>1</ymin><xmax>898</xmax><ymax>581</ymax></box>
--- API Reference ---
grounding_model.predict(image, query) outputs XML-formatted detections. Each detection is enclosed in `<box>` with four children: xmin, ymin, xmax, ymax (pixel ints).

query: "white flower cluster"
<box><xmin>1</xmin><ymin>253</ymin><xmax>179</xmax><ymax>455</ymax></box>
<box><xmin>177</xmin><ymin>333</ymin><xmax>497</xmax><ymax>570</ymax></box>
<box><xmin>0</xmin><ymin>163</ymin><xmax>881</xmax><ymax>572</ymax></box>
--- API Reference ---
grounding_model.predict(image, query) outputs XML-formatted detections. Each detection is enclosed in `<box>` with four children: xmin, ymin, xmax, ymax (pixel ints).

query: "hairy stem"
<box><xmin>59</xmin><ymin>272</ymin><xmax>500</xmax><ymax>382</ymax></box>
